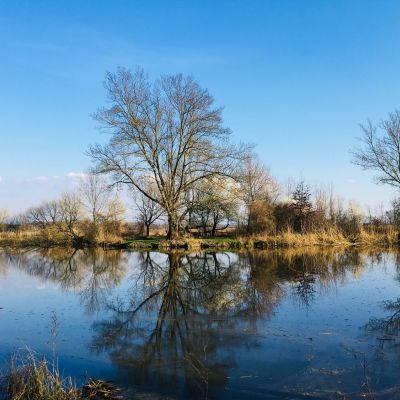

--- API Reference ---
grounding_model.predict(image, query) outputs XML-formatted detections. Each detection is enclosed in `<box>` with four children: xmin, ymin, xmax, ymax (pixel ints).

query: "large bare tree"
<box><xmin>352</xmin><ymin>110</ymin><xmax>400</xmax><ymax>188</ymax></box>
<box><xmin>89</xmin><ymin>67</ymin><xmax>248</xmax><ymax>238</ymax></box>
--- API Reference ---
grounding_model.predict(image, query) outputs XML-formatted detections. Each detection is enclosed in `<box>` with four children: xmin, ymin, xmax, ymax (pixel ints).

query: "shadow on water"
<box><xmin>1</xmin><ymin>247</ymin><xmax>400</xmax><ymax>398</ymax></box>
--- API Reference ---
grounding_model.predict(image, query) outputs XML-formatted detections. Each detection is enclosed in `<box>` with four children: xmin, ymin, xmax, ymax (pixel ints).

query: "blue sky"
<box><xmin>0</xmin><ymin>0</ymin><xmax>399</xmax><ymax>213</ymax></box>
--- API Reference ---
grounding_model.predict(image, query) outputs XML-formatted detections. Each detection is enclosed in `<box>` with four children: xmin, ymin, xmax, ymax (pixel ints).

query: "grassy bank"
<box><xmin>0</xmin><ymin>230</ymin><xmax>127</xmax><ymax>249</ymax></box>
<box><xmin>1</xmin><ymin>354</ymin><xmax>123</xmax><ymax>400</ymax></box>
<box><xmin>1</xmin><ymin>228</ymin><xmax>397</xmax><ymax>250</ymax></box>
<box><xmin>126</xmin><ymin>229</ymin><xmax>399</xmax><ymax>250</ymax></box>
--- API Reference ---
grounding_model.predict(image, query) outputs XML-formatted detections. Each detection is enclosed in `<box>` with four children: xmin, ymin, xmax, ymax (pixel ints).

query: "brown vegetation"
<box><xmin>2</xmin><ymin>353</ymin><xmax>123</xmax><ymax>400</ymax></box>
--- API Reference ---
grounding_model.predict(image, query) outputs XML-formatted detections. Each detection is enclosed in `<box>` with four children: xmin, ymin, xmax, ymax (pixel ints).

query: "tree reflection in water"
<box><xmin>367</xmin><ymin>298</ymin><xmax>400</xmax><ymax>336</ymax></box>
<box><xmin>91</xmin><ymin>251</ymin><xmax>280</xmax><ymax>397</ymax></box>
<box><xmin>1</xmin><ymin>247</ymin><xmax>127</xmax><ymax>314</ymax></box>
<box><xmin>365</xmin><ymin>251</ymin><xmax>400</xmax><ymax>338</ymax></box>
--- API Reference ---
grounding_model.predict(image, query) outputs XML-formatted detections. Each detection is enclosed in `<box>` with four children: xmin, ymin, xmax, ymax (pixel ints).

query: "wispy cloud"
<box><xmin>24</xmin><ymin>176</ymin><xmax>49</xmax><ymax>183</ymax></box>
<box><xmin>0</xmin><ymin>176</ymin><xmax>2</xmax><ymax>183</ymax></box>
<box><xmin>18</xmin><ymin>173</ymin><xmax>87</xmax><ymax>185</ymax></box>
<box><xmin>67</xmin><ymin>171</ymin><xmax>87</xmax><ymax>180</ymax></box>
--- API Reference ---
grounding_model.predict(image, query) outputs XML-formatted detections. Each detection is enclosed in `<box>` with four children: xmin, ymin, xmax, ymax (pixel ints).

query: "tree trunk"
<box><xmin>146</xmin><ymin>224</ymin><xmax>150</xmax><ymax>237</ymax></box>
<box><xmin>211</xmin><ymin>217</ymin><xmax>217</xmax><ymax>237</ymax></box>
<box><xmin>167</xmin><ymin>213</ymin><xmax>180</xmax><ymax>239</ymax></box>
<box><xmin>247</xmin><ymin>209</ymin><xmax>251</xmax><ymax>234</ymax></box>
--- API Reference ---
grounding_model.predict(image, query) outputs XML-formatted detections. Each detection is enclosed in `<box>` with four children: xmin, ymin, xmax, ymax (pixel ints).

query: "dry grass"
<box><xmin>0</xmin><ymin>226</ymin><xmax>398</xmax><ymax>250</ymax></box>
<box><xmin>0</xmin><ymin>227</ymin><xmax>126</xmax><ymax>249</ymax></box>
<box><xmin>4</xmin><ymin>354</ymin><xmax>79</xmax><ymax>400</ymax></box>
<box><xmin>1</xmin><ymin>353</ymin><xmax>123</xmax><ymax>400</ymax></box>
<box><xmin>0</xmin><ymin>230</ymin><xmax>63</xmax><ymax>247</ymax></box>
<box><xmin>357</xmin><ymin>227</ymin><xmax>398</xmax><ymax>246</ymax></box>
<box><xmin>243</xmin><ymin>228</ymin><xmax>351</xmax><ymax>249</ymax></box>
<box><xmin>234</xmin><ymin>227</ymin><xmax>399</xmax><ymax>249</ymax></box>
<box><xmin>115</xmin><ymin>227</ymin><xmax>400</xmax><ymax>250</ymax></box>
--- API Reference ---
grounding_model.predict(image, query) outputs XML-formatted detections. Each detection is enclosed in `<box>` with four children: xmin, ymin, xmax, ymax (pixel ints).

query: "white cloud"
<box><xmin>24</xmin><ymin>176</ymin><xmax>49</xmax><ymax>183</ymax></box>
<box><xmin>35</xmin><ymin>176</ymin><xmax>48</xmax><ymax>182</ymax></box>
<box><xmin>0</xmin><ymin>176</ymin><xmax>2</xmax><ymax>183</ymax></box>
<box><xmin>67</xmin><ymin>172</ymin><xmax>87</xmax><ymax>180</ymax></box>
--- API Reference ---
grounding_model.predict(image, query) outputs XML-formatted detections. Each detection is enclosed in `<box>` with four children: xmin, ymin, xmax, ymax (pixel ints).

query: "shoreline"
<box><xmin>0</xmin><ymin>231</ymin><xmax>397</xmax><ymax>251</ymax></box>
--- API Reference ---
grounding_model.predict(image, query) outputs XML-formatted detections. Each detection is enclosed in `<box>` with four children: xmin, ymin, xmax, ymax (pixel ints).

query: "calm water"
<box><xmin>0</xmin><ymin>248</ymin><xmax>400</xmax><ymax>399</ymax></box>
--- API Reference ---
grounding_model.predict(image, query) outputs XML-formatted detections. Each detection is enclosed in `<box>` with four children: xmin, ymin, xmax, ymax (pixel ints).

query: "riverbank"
<box><xmin>0</xmin><ymin>229</ymin><xmax>397</xmax><ymax>250</ymax></box>
<box><xmin>0</xmin><ymin>231</ymin><xmax>127</xmax><ymax>249</ymax></box>
<box><xmin>127</xmin><ymin>229</ymin><xmax>398</xmax><ymax>250</ymax></box>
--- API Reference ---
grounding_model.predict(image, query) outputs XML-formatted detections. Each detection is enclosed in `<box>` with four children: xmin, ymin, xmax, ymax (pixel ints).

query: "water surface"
<box><xmin>0</xmin><ymin>247</ymin><xmax>400</xmax><ymax>399</ymax></box>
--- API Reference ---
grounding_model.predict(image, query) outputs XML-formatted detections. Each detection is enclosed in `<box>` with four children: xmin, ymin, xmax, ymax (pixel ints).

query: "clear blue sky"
<box><xmin>0</xmin><ymin>0</ymin><xmax>398</xmax><ymax>213</ymax></box>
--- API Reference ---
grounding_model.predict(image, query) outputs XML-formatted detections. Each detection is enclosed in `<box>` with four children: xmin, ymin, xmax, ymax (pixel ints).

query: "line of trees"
<box><xmin>1</xmin><ymin>159</ymin><xmax>397</xmax><ymax>244</ymax></box>
<box><xmin>1</xmin><ymin>176</ymin><xmax>126</xmax><ymax>245</ymax></box>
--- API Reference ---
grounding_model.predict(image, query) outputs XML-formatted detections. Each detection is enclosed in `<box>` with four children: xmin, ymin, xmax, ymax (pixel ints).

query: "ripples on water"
<box><xmin>0</xmin><ymin>247</ymin><xmax>400</xmax><ymax>399</ymax></box>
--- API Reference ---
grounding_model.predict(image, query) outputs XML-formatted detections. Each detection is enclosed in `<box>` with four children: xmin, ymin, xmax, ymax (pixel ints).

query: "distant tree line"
<box><xmin>0</xmin><ymin>176</ymin><xmax>126</xmax><ymax>246</ymax></box>
<box><xmin>0</xmin><ymin>161</ymin><xmax>398</xmax><ymax>245</ymax></box>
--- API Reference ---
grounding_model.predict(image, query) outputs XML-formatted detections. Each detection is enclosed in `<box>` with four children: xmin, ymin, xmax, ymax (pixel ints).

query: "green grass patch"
<box><xmin>126</xmin><ymin>236</ymin><xmax>239</xmax><ymax>250</ymax></box>
<box><xmin>125</xmin><ymin>236</ymin><xmax>165</xmax><ymax>249</ymax></box>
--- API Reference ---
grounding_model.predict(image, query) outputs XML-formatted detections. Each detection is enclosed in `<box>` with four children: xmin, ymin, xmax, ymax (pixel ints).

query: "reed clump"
<box><xmin>357</xmin><ymin>226</ymin><xmax>398</xmax><ymax>246</ymax></box>
<box><xmin>0</xmin><ymin>226</ymin><xmax>126</xmax><ymax>249</ymax></box>
<box><xmin>252</xmin><ymin>228</ymin><xmax>350</xmax><ymax>248</ymax></box>
<box><xmin>1</xmin><ymin>353</ymin><xmax>123</xmax><ymax>400</ymax></box>
<box><xmin>4</xmin><ymin>355</ymin><xmax>79</xmax><ymax>400</ymax></box>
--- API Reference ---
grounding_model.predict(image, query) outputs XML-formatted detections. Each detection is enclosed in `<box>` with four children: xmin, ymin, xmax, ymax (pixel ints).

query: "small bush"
<box><xmin>247</xmin><ymin>200</ymin><xmax>276</xmax><ymax>235</ymax></box>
